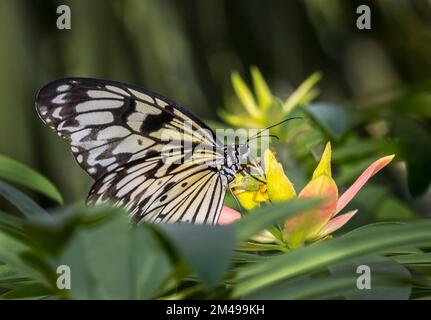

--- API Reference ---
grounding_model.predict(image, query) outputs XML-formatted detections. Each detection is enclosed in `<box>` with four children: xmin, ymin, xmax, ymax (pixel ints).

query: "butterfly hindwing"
<box><xmin>88</xmin><ymin>159</ymin><xmax>226</xmax><ymax>224</ymax></box>
<box><xmin>36</xmin><ymin>78</ymin><xmax>229</xmax><ymax>224</ymax></box>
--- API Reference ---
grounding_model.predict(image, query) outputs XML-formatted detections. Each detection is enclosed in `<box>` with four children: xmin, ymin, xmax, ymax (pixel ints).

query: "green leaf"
<box><xmin>0</xmin><ymin>180</ymin><xmax>49</xmax><ymax>218</ymax></box>
<box><xmin>57</xmin><ymin>210</ymin><xmax>171</xmax><ymax>299</ymax></box>
<box><xmin>58</xmin><ymin>213</ymin><xmax>132</xmax><ymax>299</ymax></box>
<box><xmin>329</xmin><ymin>255</ymin><xmax>411</xmax><ymax>299</ymax></box>
<box><xmin>233</xmin><ymin>221</ymin><xmax>431</xmax><ymax>296</ymax></box>
<box><xmin>0</xmin><ymin>232</ymin><xmax>55</xmax><ymax>289</ymax></box>
<box><xmin>234</xmin><ymin>198</ymin><xmax>321</xmax><ymax>242</ymax></box>
<box><xmin>0</xmin><ymin>282</ymin><xmax>52</xmax><ymax>299</ymax></box>
<box><xmin>393</xmin><ymin>253</ymin><xmax>431</xmax><ymax>265</ymax></box>
<box><xmin>0</xmin><ymin>155</ymin><xmax>63</xmax><ymax>204</ymax></box>
<box><xmin>231</xmin><ymin>71</ymin><xmax>261</xmax><ymax>118</ymax></box>
<box><xmin>132</xmin><ymin>227</ymin><xmax>172</xmax><ymax>299</ymax></box>
<box><xmin>306</xmin><ymin>103</ymin><xmax>348</xmax><ymax>141</ymax></box>
<box><xmin>246</xmin><ymin>272</ymin><xmax>409</xmax><ymax>300</ymax></box>
<box><xmin>251</xmin><ymin>66</ymin><xmax>272</xmax><ymax>110</ymax></box>
<box><xmin>156</xmin><ymin>223</ymin><xmax>236</xmax><ymax>288</ymax></box>
<box><xmin>283</xmin><ymin>72</ymin><xmax>322</xmax><ymax>114</ymax></box>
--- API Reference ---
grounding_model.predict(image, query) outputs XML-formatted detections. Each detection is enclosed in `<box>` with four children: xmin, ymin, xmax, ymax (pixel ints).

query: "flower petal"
<box><xmin>264</xmin><ymin>149</ymin><xmax>296</xmax><ymax>202</ymax></box>
<box><xmin>253</xmin><ymin>186</ymin><xmax>269</xmax><ymax>202</ymax></box>
<box><xmin>316</xmin><ymin>210</ymin><xmax>358</xmax><ymax>238</ymax></box>
<box><xmin>250</xmin><ymin>229</ymin><xmax>278</xmax><ymax>243</ymax></box>
<box><xmin>312</xmin><ymin>142</ymin><xmax>332</xmax><ymax>179</ymax></box>
<box><xmin>336</xmin><ymin>155</ymin><xmax>394</xmax><ymax>214</ymax></box>
<box><xmin>217</xmin><ymin>206</ymin><xmax>242</xmax><ymax>225</ymax></box>
<box><xmin>236</xmin><ymin>191</ymin><xmax>259</xmax><ymax>211</ymax></box>
<box><xmin>283</xmin><ymin>174</ymin><xmax>338</xmax><ymax>246</ymax></box>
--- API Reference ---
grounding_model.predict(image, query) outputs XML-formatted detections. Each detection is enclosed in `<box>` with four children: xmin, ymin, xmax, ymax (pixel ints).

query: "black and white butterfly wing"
<box><xmin>36</xmin><ymin>78</ymin><xmax>227</xmax><ymax>224</ymax></box>
<box><xmin>88</xmin><ymin>159</ymin><xmax>227</xmax><ymax>224</ymax></box>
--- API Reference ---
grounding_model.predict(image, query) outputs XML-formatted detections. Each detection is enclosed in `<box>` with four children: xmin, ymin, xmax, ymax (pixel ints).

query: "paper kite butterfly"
<box><xmin>36</xmin><ymin>78</ymin><xmax>253</xmax><ymax>225</ymax></box>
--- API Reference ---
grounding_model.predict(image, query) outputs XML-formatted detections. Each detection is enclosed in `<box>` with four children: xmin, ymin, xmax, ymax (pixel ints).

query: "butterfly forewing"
<box><xmin>36</xmin><ymin>78</ymin><xmax>228</xmax><ymax>224</ymax></box>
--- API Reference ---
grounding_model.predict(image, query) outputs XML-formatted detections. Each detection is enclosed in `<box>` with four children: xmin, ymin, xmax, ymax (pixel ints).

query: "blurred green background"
<box><xmin>0</xmin><ymin>0</ymin><xmax>430</xmax><ymax>221</ymax></box>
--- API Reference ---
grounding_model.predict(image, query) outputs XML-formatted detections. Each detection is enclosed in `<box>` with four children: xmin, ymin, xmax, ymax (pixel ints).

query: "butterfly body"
<box><xmin>36</xmin><ymin>78</ymin><xmax>248</xmax><ymax>224</ymax></box>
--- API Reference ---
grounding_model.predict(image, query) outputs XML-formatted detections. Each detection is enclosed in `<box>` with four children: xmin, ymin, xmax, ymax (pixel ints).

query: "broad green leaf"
<box><xmin>306</xmin><ymin>103</ymin><xmax>348</xmax><ymax>141</ymax></box>
<box><xmin>0</xmin><ymin>155</ymin><xmax>63</xmax><ymax>204</ymax></box>
<box><xmin>0</xmin><ymin>180</ymin><xmax>49</xmax><ymax>218</ymax></box>
<box><xmin>132</xmin><ymin>227</ymin><xmax>172</xmax><ymax>299</ymax></box>
<box><xmin>57</xmin><ymin>209</ymin><xmax>171</xmax><ymax>299</ymax></box>
<box><xmin>329</xmin><ymin>255</ymin><xmax>411</xmax><ymax>299</ymax></box>
<box><xmin>393</xmin><ymin>253</ymin><xmax>431</xmax><ymax>265</ymax></box>
<box><xmin>4</xmin><ymin>205</ymin><xmax>119</xmax><ymax>256</ymax></box>
<box><xmin>156</xmin><ymin>223</ymin><xmax>236</xmax><ymax>288</ymax></box>
<box><xmin>234</xmin><ymin>198</ymin><xmax>321</xmax><ymax>242</ymax></box>
<box><xmin>246</xmin><ymin>272</ymin><xmax>409</xmax><ymax>300</ymax></box>
<box><xmin>58</xmin><ymin>213</ymin><xmax>132</xmax><ymax>299</ymax></box>
<box><xmin>234</xmin><ymin>221</ymin><xmax>431</xmax><ymax>296</ymax></box>
<box><xmin>232</xmin><ymin>252</ymin><xmax>272</xmax><ymax>263</ymax></box>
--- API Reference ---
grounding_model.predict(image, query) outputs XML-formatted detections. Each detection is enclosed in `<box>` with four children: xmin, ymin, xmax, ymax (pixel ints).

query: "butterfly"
<box><xmin>35</xmin><ymin>78</ymin><xmax>263</xmax><ymax>224</ymax></box>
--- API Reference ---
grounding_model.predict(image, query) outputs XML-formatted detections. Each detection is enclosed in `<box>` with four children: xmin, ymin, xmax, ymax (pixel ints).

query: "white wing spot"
<box><xmin>129</xmin><ymin>89</ymin><xmax>154</xmax><ymax>104</ymax></box>
<box><xmin>112</xmin><ymin>134</ymin><xmax>152</xmax><ymax>154</ymax></box>
<box><xmin>108</xmin><ymin>163</ymin><xmax>119</xmax><ymax>171</ymax></box>
<box><xmin>103</xmin><ymin>173</ymin><xmax>116</xmax><ymax>183</ymax></box>
<box><xmin>87</xmin><ymin>90</ymin><xmax>123</xmax><ymax>99</ymax></box>
<box><xmin>77</xmin><ymin>155</ymin><xmax>83</xmax><ymax>163</ymax></box>
<box><xmin>52</xmin><ymin>108</ymin><xmax>63</xmax><ymax>119</ymax></box>
<box><xmin>76</xmin><ymin>112</ymin><xmax>114</xmax><ymax>126</ymax></box>
<box><xmin>135</xmin><ymin>101</ymin><xmax>162</xmax><ymax>115</ymax></box>
<box><xmin>87</xmin><ymin>145</ymin><xmax>109</xmax><ymax>166</ymax></box>
<box><xmin>76</xmin><ymin>100</ymin><xmax>123</xmax><ymax>112</ymax></box>
<box><xmin>98</xmin><ymin>182</ymin><xmax>111</xmax><ymax>194</ymax></box>
<box><xmin>155</xmin><ymin>98</ymin><xmax>168</xmax><ymax>108</ymax></box>
<box><xmin>52</xmin><ymin>93</ymin><xmax>68</xmax><ymax>104</ymax></box>
<box><xmin>106</xmin><ymin>85</ymin><xmax>130</xmax><ymax>96</ymax></box>
<box><xmin>57</xmin><ymin>84</ymin><xmax>71</xmax><ymax>92</ymax></box>
<box><xmin>39</xmin><ymin>106</ymin><xmax>48</xmax><ymax>115</ymax></box>
<box><xmin>98</xmin><ymin>157</ymin><xmax>116</xmax><ymax>167</ymax></box>
<box><xmin>97</xmin><ymin>126</ymin><xmax>130</xmax><ymax>140</ymax></box>
<box><xmin>70</xmin><ymin>128</ymin><xmax>92</xmax><ymax>145</ymax></box>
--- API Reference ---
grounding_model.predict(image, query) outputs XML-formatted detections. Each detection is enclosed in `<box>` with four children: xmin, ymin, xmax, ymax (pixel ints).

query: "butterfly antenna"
<box><xmin>249</xmin><ymin>134</ymin><xmax>280</xmax><ymax>141</ymax></box>
<box><xmin>262</xmin><ymin>116</ymin><xmax>303</xmax><ymax>132</ymax></box>
<box><xmin>246</xmin><ymin>116</ymin><xmax>302</xmax><ymax>143</ymax></box>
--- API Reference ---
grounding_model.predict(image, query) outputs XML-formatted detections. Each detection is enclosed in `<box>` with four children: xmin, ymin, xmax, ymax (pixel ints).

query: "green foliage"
<box><xmin>1</xmin><ymin>157</ymin><xmax>431</xmax><ymax>300</ymax></box>
<box><xmin>0</xmin><ymin>155</ymin><xmax>63</xmax><ymax>204</ymax></box>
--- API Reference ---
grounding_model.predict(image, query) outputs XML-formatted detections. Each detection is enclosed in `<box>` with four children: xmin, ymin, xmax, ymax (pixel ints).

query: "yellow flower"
<box><xmin>264</xmin><ymin>149</ymin><xmax>296</xmax><ymax>202</ymax></box>
<box><xmin>227</xmin><ymin>142</ymin><xmax>394</xmax><ymax>249</ymax></box>
<box><xmin>232</xmin><ymin>173</ymin><xmax>267</xmax><ymax>210</ymax></box>
<box><xmin>218</xmin><ymin>67</ymin><xmax>321</xmax><ymax>133</ymax></box>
